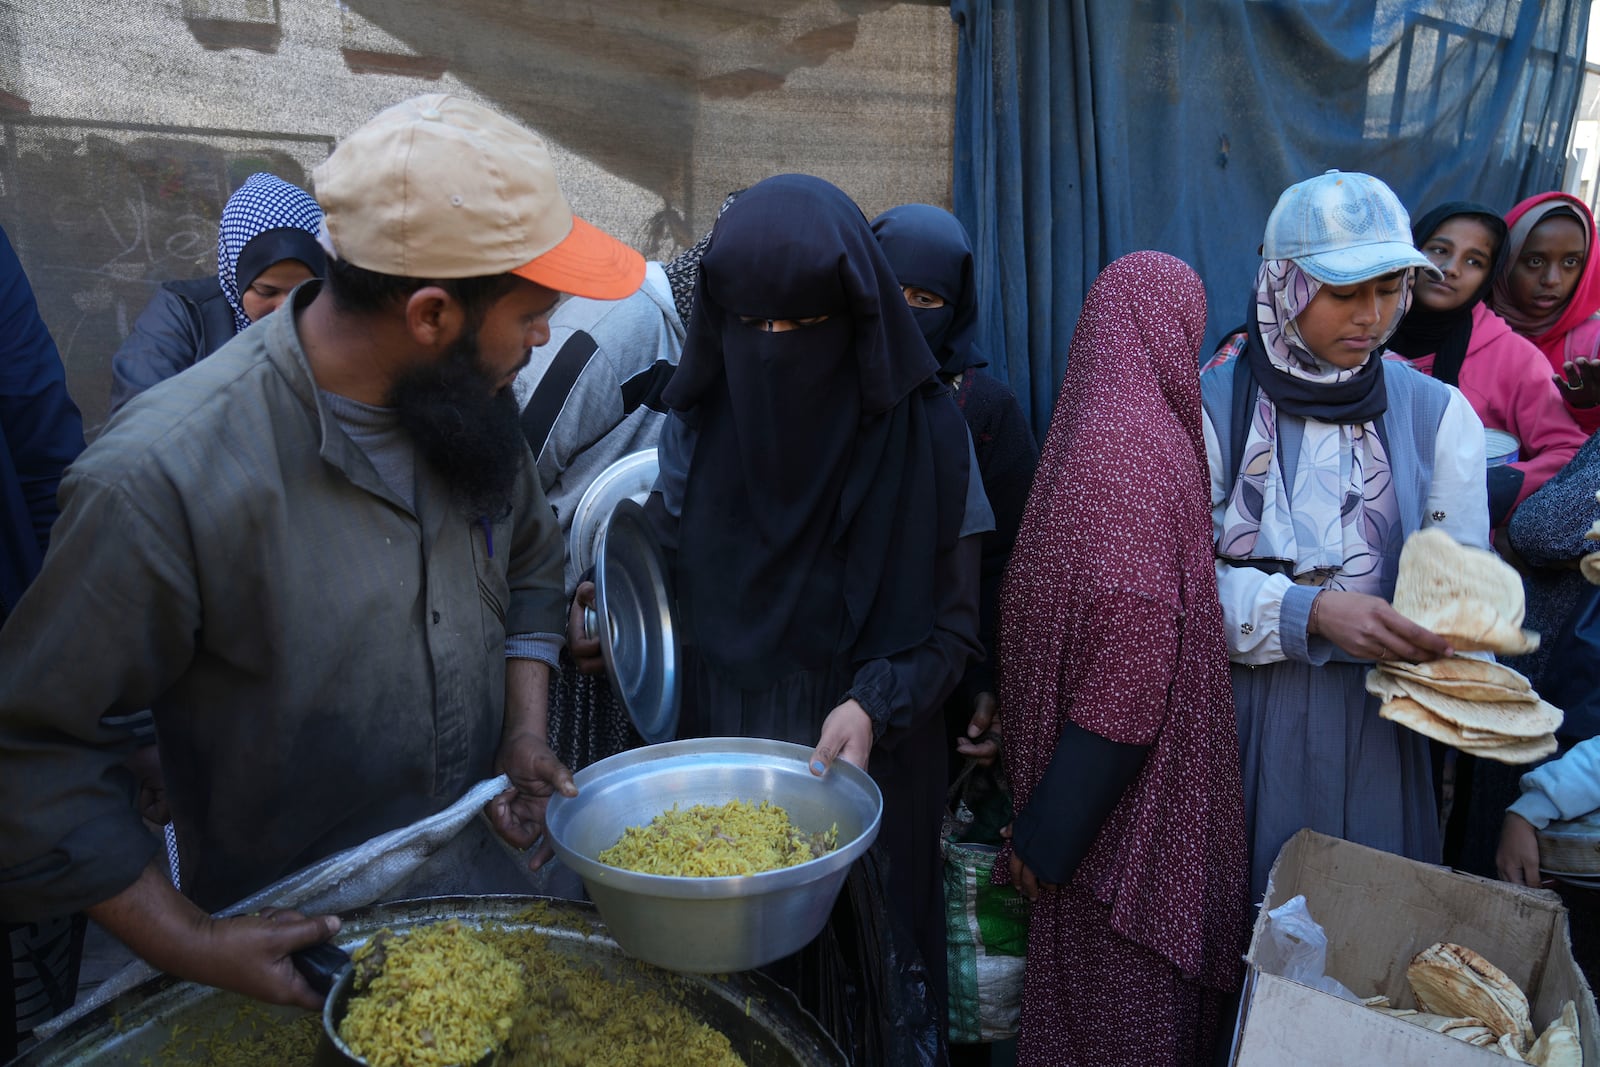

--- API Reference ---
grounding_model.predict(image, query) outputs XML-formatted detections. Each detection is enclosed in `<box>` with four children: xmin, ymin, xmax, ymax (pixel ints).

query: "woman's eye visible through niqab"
<box><xmin>737</xmin><ymin>315</ymin><xmax>831</xmax><ymax>333</ymax></box>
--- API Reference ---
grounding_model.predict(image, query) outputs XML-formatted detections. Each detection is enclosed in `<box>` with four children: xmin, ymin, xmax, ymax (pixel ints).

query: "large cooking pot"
<box><xmin>13</xmin><ymin>895</ymin><xmax>843</xmax><ymax>1067</ymax></box>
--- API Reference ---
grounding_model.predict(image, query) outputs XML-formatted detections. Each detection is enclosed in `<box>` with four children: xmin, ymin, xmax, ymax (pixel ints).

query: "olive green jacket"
<box><xmin>0</xmin><ymin>284</ymin><xmax>566</xmax><ymax>915</ymax></box>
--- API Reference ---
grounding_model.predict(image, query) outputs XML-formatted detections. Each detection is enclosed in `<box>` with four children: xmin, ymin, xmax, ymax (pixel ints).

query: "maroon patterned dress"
<box><xmin>996</xmin><ymin>252</ymin><xmax>1249</xmax><ymax>1065</ymax></box>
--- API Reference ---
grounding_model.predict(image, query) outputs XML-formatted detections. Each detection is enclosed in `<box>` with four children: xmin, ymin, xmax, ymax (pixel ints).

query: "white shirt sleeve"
<box><xmin>1206</xmin><ymin>407</ymin><xmax>1299</xmax><ymax>665</ymax></box>
<box><xmin>1423</xmin><ymin>386</ymin><xmax>1490</xmax><ymax>551</ymax></box>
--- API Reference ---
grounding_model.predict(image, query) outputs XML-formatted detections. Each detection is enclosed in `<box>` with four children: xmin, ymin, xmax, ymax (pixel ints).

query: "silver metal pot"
<box><xmin>545</xmin><ymin>737</ymin><xmax>883</xmax><ymax>974</ymax></box>
<box><xmin>14</xmin><ymin>895</ymin><xmax>843</xmax><ymax>1066</ymax></box>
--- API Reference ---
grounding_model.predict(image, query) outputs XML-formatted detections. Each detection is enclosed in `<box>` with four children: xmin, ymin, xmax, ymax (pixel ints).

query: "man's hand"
<box><xmin>490</xmin><ymin>732</ymin><xmax>578</xmax><ymax>870</ymax></box>
<box><xmin>1309</xmin><ymin>590</ymin><xmax>1454</xmax><ymax>663</ymax></box>
<box><xmin>191</xmin><ymin>908</ymin><xmax>344</xmax><ymax>1009</ymax></box>
<box><xmin>1496</xmin><ymin>812</ymin><xmax>1549</xmax><ymax>888</ymax></box>
<box><xmin>955</xmin><ymin>692</ymin><xmax>1000</xmax><ymax>766</ymax></box>
<box><xmin>567</xmin><ymin>581</ymin><xmax>606</xmax><ymax>675</ymax></box>
<box><xmin>126</xmin><ymin>743</ymin><xmax>169</xmax><ymax>826</ymax></box>
<box><xmin>88</xmin><ymin>863</ymin><xmax>338</xmax><ymax>1011</ymax></box>
<box><xmin>809</xmin><ymin>699</ymin><xmax>873</xmax><ymax>776</ymax></box>
<box><xmin>1555</xmin><ymin>356</ymin><xmax>1600</xmax><ymax>409</ymax></box>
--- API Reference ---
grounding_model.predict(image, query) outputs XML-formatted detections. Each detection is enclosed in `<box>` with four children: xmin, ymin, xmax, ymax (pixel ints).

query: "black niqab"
<box><xmin>1386</xmin><ymin>201</ymin><xmax>1507</xmax><ymax>387</ymax></box>
<box><xmin>662</xmin><ymin>174</ymin><xmax>970</xmax><ymax>689</ymax></box>
<box><xmin>868</xmin><ymin>204</ymin><xmax>986</xmax><ymax>377</ymax></box>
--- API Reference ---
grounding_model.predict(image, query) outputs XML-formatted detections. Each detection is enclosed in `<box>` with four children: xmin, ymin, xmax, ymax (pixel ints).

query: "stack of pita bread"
<box><xmin>1366</xmin><ymin>529</ymin><xmax>1561</xmax><ymax>765</ymax></box>
<box><xmin>1360</xmin><ymin>942</ymin><xmax>1580</xmax><ymax>1063</ymax></box>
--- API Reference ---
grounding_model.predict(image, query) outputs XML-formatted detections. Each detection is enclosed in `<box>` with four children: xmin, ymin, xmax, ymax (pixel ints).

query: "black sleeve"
<box><xmin>1009</xmin><ymin>720</ymin><xmax>1149</xmax><ymax>885</ymax></box>
<box><xmin>642</xmin><ymin>411</ymin><xmax>693</xmax><ymax>560</ymax></box>
<box><xmin>845</xmin><ymin>534</ymin><xmax>983</xmax><ymax>749</ymax></box>
<box><xmin>963</xmin><ymin>381</ymin><xmax>1039</xmax><ymax>698</ymax></box>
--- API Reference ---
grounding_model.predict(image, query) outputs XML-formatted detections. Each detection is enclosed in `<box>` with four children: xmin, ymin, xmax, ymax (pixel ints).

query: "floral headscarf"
<box><xmin>1216</xmin><ymin>259</ymin><xmax>1412</xmax><ymax>591</ymax></box>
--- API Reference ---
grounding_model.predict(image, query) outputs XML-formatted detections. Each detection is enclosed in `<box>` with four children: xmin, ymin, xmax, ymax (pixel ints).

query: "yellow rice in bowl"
<box><xmin>598</xmin><ymin>798</ymin><xmax>838</xmax><ymax>877</ymax></box>
<box><xmin>338</xmin><ymin>918</ymin><xmax>522</xmax><ymax>1067</ymax></box>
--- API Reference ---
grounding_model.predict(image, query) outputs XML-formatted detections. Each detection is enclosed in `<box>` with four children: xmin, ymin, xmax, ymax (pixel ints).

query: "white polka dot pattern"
<box><xmin>996</xmin><ymin>251</ymin><xmax>1250</xmax><ymax>1063</ymax></box>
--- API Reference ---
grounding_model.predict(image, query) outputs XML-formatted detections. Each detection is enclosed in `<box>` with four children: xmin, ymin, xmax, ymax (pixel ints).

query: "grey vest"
<box><xmin>1200</xmin><ymin>353</ymin><xmax>1451</xmax><ymax>555</ymax></box>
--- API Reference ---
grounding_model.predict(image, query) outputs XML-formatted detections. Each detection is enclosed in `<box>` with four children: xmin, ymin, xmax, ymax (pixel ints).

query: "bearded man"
<box><xmin>0</xmin><ymin>94</ymin><xmax>642</xmax><ymax>1009</ymax></box>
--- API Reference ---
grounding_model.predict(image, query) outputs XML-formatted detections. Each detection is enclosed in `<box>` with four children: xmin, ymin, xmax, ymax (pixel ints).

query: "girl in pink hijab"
<box><xmin>1491</xmin><ymin>192</ymin><xmax>1600</xmax><ymax>434</ymax></box>
<box><xmin>997</xmin><ymin>252</ymin><xmax>1248</xmax><ymax>1065</ymax></box>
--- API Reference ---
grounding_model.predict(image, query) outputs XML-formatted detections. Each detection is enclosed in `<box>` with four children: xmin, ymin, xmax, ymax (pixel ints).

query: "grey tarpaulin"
<box><xmin>951</xmin><ymin>0</ymin><xmax>1593</xmax><ymax>438</ymax></box>
<box><xmin>0</xmin><ymin>1</ymin><xmax>956</xmax><ymax>435</ymax></box>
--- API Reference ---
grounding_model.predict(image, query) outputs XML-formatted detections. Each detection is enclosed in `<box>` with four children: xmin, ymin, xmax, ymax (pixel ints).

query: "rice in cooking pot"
<box><xmin>487</xmin><ymin>913</ymin><xmax>745</xmax><ymax>1066</ymax></box>
<box><xmin>141</xmin><ymin>907</ymin><xmax>750</xmax><ymax>1067</ymax></box>
<box><xmin>598</xmin><ymin>798</ymin><xmax>838</xmax><ymax>877</ymax></box>
<box><xmin>338</xmin><ymin>918</ymin><xmax>523</xmax><ymax>1067</ymax></box>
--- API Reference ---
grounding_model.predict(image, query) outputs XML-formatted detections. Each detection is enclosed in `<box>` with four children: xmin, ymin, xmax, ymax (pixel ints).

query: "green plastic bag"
<box><xmin>943</xmin><ymin>764</ymin><xmax>1029</xmax><ymax>1045</ymax></box>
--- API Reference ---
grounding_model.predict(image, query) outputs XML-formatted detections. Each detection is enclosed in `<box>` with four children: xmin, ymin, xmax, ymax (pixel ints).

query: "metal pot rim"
<box><xmin>545</xmin><ymin>738</ymin><xmax>883</xmax><ymax>900</ymax></box>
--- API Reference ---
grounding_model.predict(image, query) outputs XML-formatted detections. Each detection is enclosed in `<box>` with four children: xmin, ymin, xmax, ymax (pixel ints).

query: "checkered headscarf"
<box><xmin>217</xmin><ymin>173</ymin><xmax>323</xmax><ymax>332</ymax></box>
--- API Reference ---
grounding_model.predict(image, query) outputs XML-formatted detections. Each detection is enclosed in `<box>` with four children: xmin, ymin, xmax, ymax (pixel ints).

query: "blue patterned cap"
<box><xmin>1263</xmin><ymin>170</ymin><xmax>1440</xmax><ymax>285</ymax></box>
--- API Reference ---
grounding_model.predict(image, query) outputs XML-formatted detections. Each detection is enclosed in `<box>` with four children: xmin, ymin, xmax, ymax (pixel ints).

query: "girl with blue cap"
<box><xmin>1202</xmin><ymin>170</ymin><xmax>1490</xmax><ymax>897</ymax></box>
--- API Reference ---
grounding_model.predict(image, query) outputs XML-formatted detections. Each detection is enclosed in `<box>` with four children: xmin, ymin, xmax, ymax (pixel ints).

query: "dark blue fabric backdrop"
<box><xmin>950</xmin><ymin>0</ymin><xmax>1593</xmax><ymax>436</ymax></box>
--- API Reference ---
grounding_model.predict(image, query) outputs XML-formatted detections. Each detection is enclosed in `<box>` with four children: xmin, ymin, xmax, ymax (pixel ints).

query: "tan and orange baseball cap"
<box><xmin>313</xmin><ymin>93</ymin><xmax>645</xmax><ymax>300</ymax></box>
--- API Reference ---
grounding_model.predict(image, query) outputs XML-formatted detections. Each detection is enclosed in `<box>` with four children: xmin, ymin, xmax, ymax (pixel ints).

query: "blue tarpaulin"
<box><xmin>951</xmin><ymin>1</ymin><xmax>1593</xmax><ymax>436</ymax></box>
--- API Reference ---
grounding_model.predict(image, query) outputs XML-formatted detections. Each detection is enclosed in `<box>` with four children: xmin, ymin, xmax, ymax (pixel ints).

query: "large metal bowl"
<box><xmin>545</xmin><ymin>737</ymin><xmax>882</xmax><ymax>973</ymax></box>
<box><xmin>15</xmin><ymin>896</ymin><xmax>844</xmax><ymax>1066</ymax></box>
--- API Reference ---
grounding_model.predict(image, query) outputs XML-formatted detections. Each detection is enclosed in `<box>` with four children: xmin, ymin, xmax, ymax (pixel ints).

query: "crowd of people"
<box><xmin>2</xmin><ymin>93</ymin><xmax>1600</xmax><ymax>1067</ymax></box>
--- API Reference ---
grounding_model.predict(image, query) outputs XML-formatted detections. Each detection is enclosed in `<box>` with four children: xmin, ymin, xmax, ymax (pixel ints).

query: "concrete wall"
<box><xmin>0</xmin><ymin>0</ymin><xmax>955</xmax><ymax>431</ymax></box>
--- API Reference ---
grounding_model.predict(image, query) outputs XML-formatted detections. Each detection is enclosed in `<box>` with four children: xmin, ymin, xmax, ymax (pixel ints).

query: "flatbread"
<box><xmin>1451</xmin><ymin>1024</ymin><xmax>1501</xmax><ymax>1048</ymax></box>
<box><xmin>1388</xmin><ymin>676</ymin><xmax>1562</xmax><ymax>738</ymax></box>
<box><xmin>1380</xmin><ymin>657</ymin><xmax>1535</xmax><ymax>702</ymax></box>
<box><xmin>1364</xmin><ymin>671</ymin><xmax>1543</xmax><ymax>735</ymax></box>
<box><xmin>1402</xmin><ymin>1012</ymin><xmax>1488</xmax><ymax>1033</ymax></box>
<box><xmin>1392</xmin><ymin>528</ymin><xmax>1540</xmax><ymax>655</ymax></box>
<box><xmin>1377</xmin><ymin>696</ymin><xmax>1556</xmax><ymax>764</ymax></box>
<box><xmin>1459</xmin><ymin>725</ymin><xmax>1519</xmax><ymax>741</ymax></box>
<box><xmin>1408</xmin><ymin>942</ymin><xmax>1534</xmax><ymax>1048</ymax></box>
<box><xmin>1386</xmin><ymin>655</ymin><xmax>1533</xmax><ymax>688</ymax></box>
<box><xmin>1497</xmin><ymin>1031</ymin><xmax>1529</xmax><ymax>1059</ymax></box>
<box><xmin>1396</xmin><ymin>1014</ymin><xmax>1501</xmax><ymax>1048</ymax></box>
<box><xmin>1454</xmin><ymin>731</ymin><xmax>1559</xmax><ymax>765</ymax></box>
<box><xmin>1378</xmin><ymin>694</ymin><xmax>1487</xmax><ymax>746</ymax></box>
<box><xmin>1526</xmin><ymin>1000</ymin><xmax>1581</xmax><ymax>1067</ymax></box>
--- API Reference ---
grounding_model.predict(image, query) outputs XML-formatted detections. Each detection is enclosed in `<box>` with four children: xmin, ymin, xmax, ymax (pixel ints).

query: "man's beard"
<box><xmin>388</xmin><ymin>330</ymin><xmax>527</xmax><ymax>520</ymax></box>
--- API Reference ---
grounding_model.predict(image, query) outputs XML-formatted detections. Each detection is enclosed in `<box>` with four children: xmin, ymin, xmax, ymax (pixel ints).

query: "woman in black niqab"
<box><xmin>653</xmin><ymin>173</ymin><xmax>984</xmax><ymax>1054</ymax></box>
<box><xmin>664</xmin><ymin>176</ymin><xmax>973</xmax><ymax>695</ymax></box>
<box><xmin>870</xmin><ymin>204</ymin><xmax>1041</xmax><ymax>783</ymax></box>
<box><xmin>868</xmin><ymin>202</ymin><xmax>985</xmax><ymax>378</ymax></box>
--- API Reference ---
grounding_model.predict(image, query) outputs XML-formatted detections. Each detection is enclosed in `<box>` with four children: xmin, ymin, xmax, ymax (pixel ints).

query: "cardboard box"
<box><xmin>1229</xmin><ymin>830</ymin><xmax>1600</xmax><ymax>1065</ymax></box>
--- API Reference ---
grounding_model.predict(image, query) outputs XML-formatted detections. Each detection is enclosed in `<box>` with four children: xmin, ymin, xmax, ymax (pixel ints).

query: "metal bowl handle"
<box><xmin>292</xmin><ymin>941</ymin><xmax>350</xmax><ymax>997</ymax></box>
